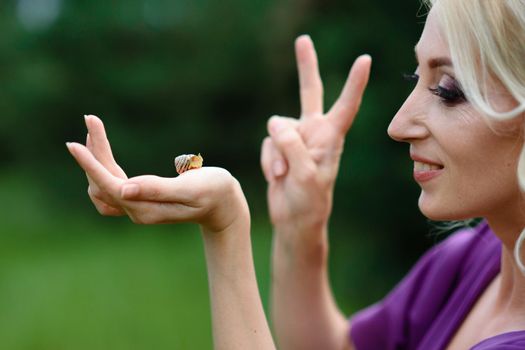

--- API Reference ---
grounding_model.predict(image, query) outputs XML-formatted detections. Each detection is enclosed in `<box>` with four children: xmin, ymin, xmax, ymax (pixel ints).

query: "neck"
<box><xmin>486</xmin><ymin>215</ymin><xmax>525</xmax><ymax>312</ymax></box>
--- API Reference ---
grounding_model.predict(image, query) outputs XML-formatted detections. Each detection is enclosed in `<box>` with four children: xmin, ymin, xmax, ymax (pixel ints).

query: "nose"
<box><xmin>387</xmin><ymin>88</ymin><xmax>430</xmax><ymax>143</ymax></box>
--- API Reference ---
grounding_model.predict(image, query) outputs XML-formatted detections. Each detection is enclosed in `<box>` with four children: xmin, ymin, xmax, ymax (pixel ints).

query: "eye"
<box><xmin>428</xmin><ymin>75</ymin><xmax>466</xmax><ymax>106</ymax></box>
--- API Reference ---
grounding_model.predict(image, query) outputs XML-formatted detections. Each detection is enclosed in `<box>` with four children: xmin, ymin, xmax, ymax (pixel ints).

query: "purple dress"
<box><xmin>349</xmin><ymin>221</ymin><xmax>525</xmax><ymax>349</ymax></box>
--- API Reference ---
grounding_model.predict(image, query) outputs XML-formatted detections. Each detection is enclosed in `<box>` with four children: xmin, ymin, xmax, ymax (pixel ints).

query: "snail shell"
<box><xmin>174</xmin><ymin>153</ymin><xmax>203</xmax><ymax>174</ymax></box>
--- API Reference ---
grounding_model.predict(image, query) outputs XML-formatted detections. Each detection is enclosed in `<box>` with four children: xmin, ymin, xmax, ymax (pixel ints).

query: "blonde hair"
<box><xmin>423</xmin><ymin>0</ymin><xmax>525</xmax><ymax>271</ymax></box>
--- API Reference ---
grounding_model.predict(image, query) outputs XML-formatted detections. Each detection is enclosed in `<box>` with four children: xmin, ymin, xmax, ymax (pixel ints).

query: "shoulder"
<box><xmin>393</xmin><ymin>221</ymin><xmax>494</xmax><ymax>295</ymax></box>
<box><xmin>427</xmin><ymin>220</ymin><xmax>493</xmax><ymax>260</ymax></box>
<box><xmin>423</xmin><ymin>221</ymin><xmax>498</xmax><ymax>277</ymax></box>
<box><xmin>350</xmin><ymin>221</ymin><xmax>499</xmax><ymax>350</ymax></box>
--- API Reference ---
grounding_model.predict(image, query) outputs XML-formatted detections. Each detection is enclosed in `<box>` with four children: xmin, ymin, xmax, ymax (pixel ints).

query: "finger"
<box><xmin>265</xmin><ymin>115</ymin><xmax>300</xmax><ymax>133</ymax></box>
<box><xmin>85</xmin><ymin>171</ymin><xmax>114</xmax><ymax>205</ymax></box>
<box><xmin>264</xmin><ymin>116</ymin><xmax>298</xmax><ymax>179</ymax></box>
<box><xmin>66</xmin><ymin>142</ymin><xmax>124</xmax><ymax>197</ymax></box>
<box><xmin>328</xmin><ymin>54</ymin><xmax>372</xmax><ymax>133</ymax></box>
<box><xmin>120</xmin><ymin>175</ymin><xmax>192</xmax><ymax>202</ymax></box>
<box><xmin>84</xmin><ymin>115</ymin><xmax>127</xmax><ymax>179</ymax></box>
<box><xmin>268</xmin><ymin>117</ymin><xmax>316</xmax><ymax>177</ymax></box>
<box><xmin>261</xmin><ymin>137</ymin><xmax>288</xmax><ymax>182</ymax></box>
<box><xmin>85</xmin><ymin>133</ymin><xmax>101</xmax><ymax>193</ymax></box>
<box><xmin>88</xmin><ymin>183</ymin><xmax>123</xmax><ymax>208</ymax></box>
<box><xmin>123</xmin><ymin>201</ymin><xmax>203</xmax><ymax>225</ymax></box>
<box><xmin>90</xmin><ymin>195</ymin><xmax>125</xmax><ymax>216</ymax></box>
<box><xmin>86</xmin><ymin>133</ymin><xmax>92</xmax><ymax>151</ymax></box>
<box><xmin>295</xmin><ymin>35</ymin><xmax>324</xmax><ymax>118</ymax></box>
<box><xmin>266</xmin><ymin>115</ymin><xmax>301</xmax><ymax>139</ymax></box>
<box><xmin>85</xmin><ymin>133</ymin><xmax>96</xmax><ymax>186</ymax></box>
<box><xmin>127</xmin><ymin>200</ymin><xmax>202</xmax><ymax>224</ymax></box>
<box><xmin>260</xmin><ymin>137</ymin><xmax>274</xmax><ymax>182</ymax></box>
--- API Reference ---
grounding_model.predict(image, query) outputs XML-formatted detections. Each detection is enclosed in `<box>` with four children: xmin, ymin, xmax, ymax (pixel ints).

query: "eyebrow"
<box><xmin>414</xmin><ymin>46</ymin><xmax>452</xmax><ymax>68</ymax></box>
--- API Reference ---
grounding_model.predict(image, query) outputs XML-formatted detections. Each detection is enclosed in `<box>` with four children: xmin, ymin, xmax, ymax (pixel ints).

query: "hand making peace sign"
<box><xmin>261</xmin><ymin>35</ymin><xmax>371</xmax><ymax>236</ymax></box>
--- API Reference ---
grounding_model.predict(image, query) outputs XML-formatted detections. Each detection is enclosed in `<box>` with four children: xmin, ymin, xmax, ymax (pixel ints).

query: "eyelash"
<box><xmin>403</xmin><ymin>73</ymin><xmax>466</xmax><ymax>106</ymax></box>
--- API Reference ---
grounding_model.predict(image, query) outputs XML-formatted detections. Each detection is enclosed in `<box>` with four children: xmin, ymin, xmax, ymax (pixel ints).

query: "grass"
<box><xmin>0</xmin><ymin>169</ymin><xmax>396</xmax><ymax>349</ymax></box>
<box><xmin>0</xmin><ymin>171</ymin><xmax>273</xmax><ymax>349</ymax></box>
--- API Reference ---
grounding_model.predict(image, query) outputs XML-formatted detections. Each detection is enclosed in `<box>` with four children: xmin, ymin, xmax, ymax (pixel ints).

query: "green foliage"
<box><xmin>0</xmin><ymin>0</ymin><xmax>439</xmax><ymax>347</ymax></box>
<box><xmin>0</xmin><ymin>171</ymin><xmax>273</xmax><ymax>349</ymax></box>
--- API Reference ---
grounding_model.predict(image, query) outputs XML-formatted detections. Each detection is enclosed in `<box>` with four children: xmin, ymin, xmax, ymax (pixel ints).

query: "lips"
<box><xmin>411</xmin><ymin>154</ymin><xmax>444</xmax><ymax>182</ymax></box>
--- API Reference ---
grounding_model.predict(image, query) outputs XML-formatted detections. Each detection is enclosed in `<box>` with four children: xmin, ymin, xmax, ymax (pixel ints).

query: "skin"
<box><xmin>387</xmin><ymin>8</ymin><xmax>525</xmax><ymax>349</ymax></box>
<box><xmin>67</xmin><ymin>115</ymin><xmax>274</xmax><ymax>350</ymax></box>
<box><xmin>260</xmin><ymin>36</ymin><xmax>370</xmax><ymax>350</ymax></box>
<box><xmin>388</xmin><ymin>9</ymin><xmax>524</xmax><ymax>232</ymax></box>
<box><xmin>67</xmin><ymin>5</ymin><xmax>524</xmax><ymax>349</ymax></box>
<box><xmin>263</xmin><ymin>6</ymin><xmax>524</xmax><ymax>350</ymax></box>
<box><xmin>67</xmin><ymin>34</ymin><xmax>371</xmax><ymax>350</ymax></box>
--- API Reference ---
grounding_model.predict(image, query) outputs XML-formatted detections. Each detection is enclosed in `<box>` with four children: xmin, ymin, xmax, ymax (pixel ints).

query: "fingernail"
<box><xmin>121</xmin><ymin>184</ymin><xmax>139</xmax><ymax>199</ymax></box>
<box><xmin>361</xmin><ymin>54</ymin><xmax>372</xmax><ymax>62</ymax></box>
<box><xmin>273</xmin><ymin>160</ymin><xmax>286</xmax><ymax>177</ymax></box>
<box><xmin>66</xmin><ymin>143</ymin><xmax>77</xmax><ymax>157</ymax></box>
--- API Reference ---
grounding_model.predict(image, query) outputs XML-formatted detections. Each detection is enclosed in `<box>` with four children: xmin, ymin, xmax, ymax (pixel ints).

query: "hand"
<box><xmin>260</xmin><ymin>35</ymin><xmax>371</xmax><ymax>234</ymax></box>
<box><xmin>83</xmin><ymin>115</ymin><xmax>128</xmax><ymax>216</ymax></box>
<box><xmin>67</xmin><ymin>116</ymin><xmax>249</xmax><ymax>235</ymax></box>
<box><xmin>119</xmin><ymin>168</ymin><xmax>249</xmax><ymax>235</ymax></box>
<box><xmin>68</xmin><ymin>118</ymin><xmax>274</xmax><ymax>350</ymax></box>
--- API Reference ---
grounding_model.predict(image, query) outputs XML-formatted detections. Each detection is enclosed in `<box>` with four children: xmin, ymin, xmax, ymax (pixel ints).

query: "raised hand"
<box><xmin>261</xmin><ymin>35</ymin><xmax>371</xmax><ymax>234</ymax></box>
<box><xmin>261</xmin><ymin>36</ymin><xmax>370</xmax><ymax>350</ymax></box>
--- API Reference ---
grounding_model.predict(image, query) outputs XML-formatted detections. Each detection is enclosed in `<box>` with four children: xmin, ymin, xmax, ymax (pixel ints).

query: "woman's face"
<box><xmin>387</xmin><ymin>8</ymin><xmax>523</xmax><ymax>222</ymax></box>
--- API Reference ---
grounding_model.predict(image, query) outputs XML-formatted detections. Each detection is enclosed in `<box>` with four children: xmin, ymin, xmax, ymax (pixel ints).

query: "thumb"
<box><xmin>268</xmin><ymin>117</ymin><xmax>316</xmax><ymax>178</ymax></box>
<box><xmin>120</xmin><ymin>175</ymin><xmax>190</xmax><ymax>203</ymax></box>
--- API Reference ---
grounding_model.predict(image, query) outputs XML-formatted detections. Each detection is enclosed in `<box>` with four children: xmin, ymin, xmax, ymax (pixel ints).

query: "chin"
<box><xmin>417</xmin><ymin>193</ymin><xmax>469</xmax><ymax>222</ymax></box>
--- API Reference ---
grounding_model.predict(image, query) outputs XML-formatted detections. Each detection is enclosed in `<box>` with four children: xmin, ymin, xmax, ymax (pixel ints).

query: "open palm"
<box><xmin>67</xmin><ymin>115</ymin><xmax>248</xmax><ymax>234</ymax></box>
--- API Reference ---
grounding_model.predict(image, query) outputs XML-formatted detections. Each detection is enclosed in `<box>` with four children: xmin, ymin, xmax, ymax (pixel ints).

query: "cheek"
<box><xmin>436</xmin><ymin>138</ymin><xmax>520</xmax><ymax>218</ymax></box>
<box><xmin>446</xmin><ymin>133</ymin><xmax>509</xmax><ymax>196</ymax></box>
<box><xmin>415</xmin><ymin>104</ymin><xmax>522</xmax><ymax>219</ymax></box>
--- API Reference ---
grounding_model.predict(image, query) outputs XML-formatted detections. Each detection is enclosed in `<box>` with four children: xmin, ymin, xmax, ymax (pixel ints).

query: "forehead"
<box><xmin>415</xmin><ymin>8</ymin><xmax>450</xmax><ymax>62</ymax></box>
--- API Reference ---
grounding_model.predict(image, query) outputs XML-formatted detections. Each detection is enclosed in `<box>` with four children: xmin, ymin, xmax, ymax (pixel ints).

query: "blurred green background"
<box><xmin>0</xmin><ymin>0</ymin><xmax>441</xmax><ymax>348</ymax></box>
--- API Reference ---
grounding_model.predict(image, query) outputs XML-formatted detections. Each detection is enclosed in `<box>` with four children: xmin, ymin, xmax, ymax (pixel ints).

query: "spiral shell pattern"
<box><xmin>174</xmin><ymin>153</ymin><xmax>203</xmax><ymax>174</ymax></box>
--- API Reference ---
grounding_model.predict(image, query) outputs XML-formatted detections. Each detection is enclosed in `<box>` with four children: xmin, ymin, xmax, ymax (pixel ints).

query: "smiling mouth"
<box><xmin>413</xmin><ymin>161</ymin><xmax>444</xmax><ymax>182</ymax></box>
<box><xmin>414</xmin><ymin>161</ymin><xmax>444</xmax><ymax>171</ymax></box>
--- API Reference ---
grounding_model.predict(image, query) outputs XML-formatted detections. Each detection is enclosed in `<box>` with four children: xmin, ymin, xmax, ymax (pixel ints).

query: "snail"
<box><xmin>174</xmin><ymin>153</ymin><xmax>203</xmax><ymax>174</ymax></box>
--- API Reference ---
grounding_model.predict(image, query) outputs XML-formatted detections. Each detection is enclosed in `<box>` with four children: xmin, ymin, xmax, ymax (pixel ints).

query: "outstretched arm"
<box><xmin>67</xmin><ymin>116</ymin><xmax>275</xmax><ymax>350</ymax></box>
<box><xmin>260</xmin><ymin>35</ymin><xmax>371</xmax><ymax>350</ymax></box>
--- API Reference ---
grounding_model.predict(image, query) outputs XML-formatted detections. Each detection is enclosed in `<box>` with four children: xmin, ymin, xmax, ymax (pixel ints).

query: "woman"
<box><xmin>67</xmin><ymin>0</ymin><xmax>525</xmax><ymax>349</ymax></box>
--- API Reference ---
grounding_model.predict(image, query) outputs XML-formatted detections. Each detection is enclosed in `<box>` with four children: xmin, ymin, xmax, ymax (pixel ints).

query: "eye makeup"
<box><xmin>402</xmin><ymin>72</ymin><xmax>466</xmax><ymax>106</ymax></box>
<box><xmin>428</xmin><ymin>75</ymin><xmax>466</xmax><ymax>106</ymax></box>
